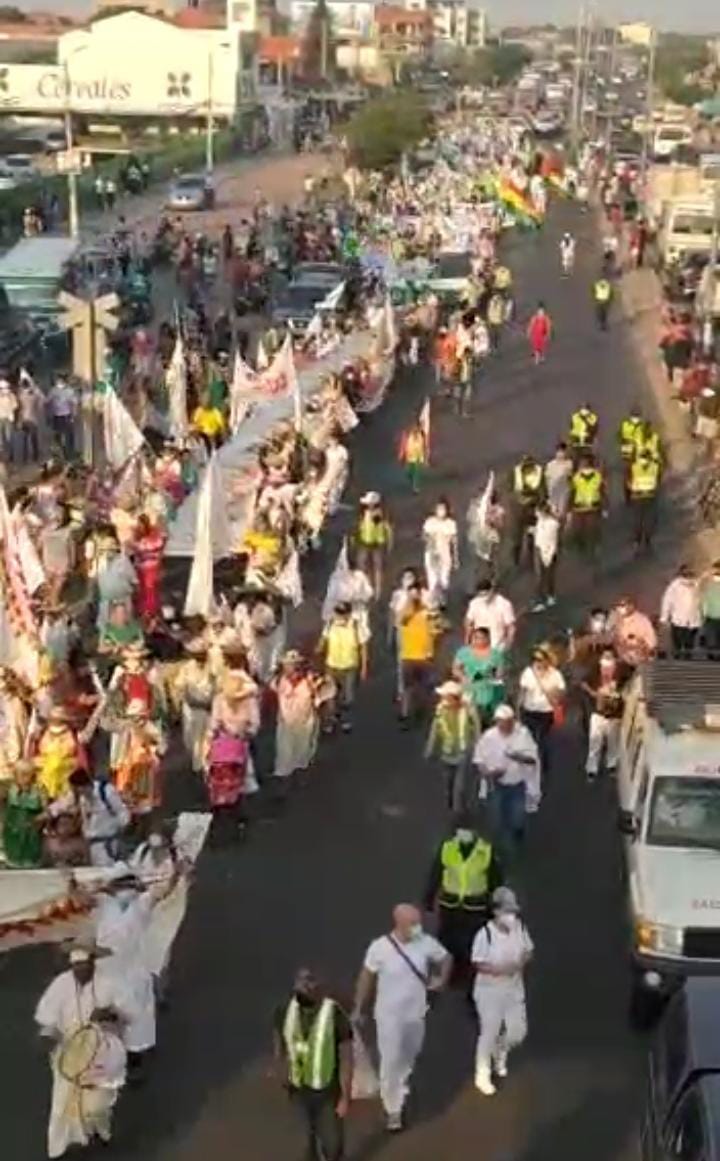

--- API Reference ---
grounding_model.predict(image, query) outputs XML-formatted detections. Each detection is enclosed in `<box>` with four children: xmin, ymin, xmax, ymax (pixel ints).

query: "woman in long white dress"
<box><xmin>422</xmin><ymin>498</ymin><xmax>459</xmax><ymax>605</ymax></box>
<box><xmin>271</xmin><ymin>651</ymin><xmax>320</xmax><ymax>781</ymax></box>
<box><xmin>173</xmin><ymin>639</ymin><xmax>215</xmax><ymax>773</ymax></box>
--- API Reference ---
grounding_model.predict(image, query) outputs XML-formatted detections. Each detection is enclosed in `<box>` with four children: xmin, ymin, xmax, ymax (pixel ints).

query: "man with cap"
<box><xmin>35</xmin><ymin>938</ymin><xmax>132</xmax><ymax>1158</ymax></box>
<box><xmin>273</xmin><ymin>967</ymin><xmax>353</xmax><ymax>1161</ymax></box>
<box><xmin>423</xmin><ymin>811</ymin><xmax>503</xmax><ymax>978</ymax></box>
<box><xmin>353</xmin><ymin>491</ymin><xmax>392</xmax><ymax>598</ymax></box>
<box><xmin>471</xmin><ymin>886</ymin><xmax>534</xmax><ymax>1095</ymax></box>
<box><xmin>473</xmin><ymin>706</ymin><xmax>541</xmax><ymax>862</ymax></box>
<box><xmin>424</xmin><ymin>678</ymin><xmax>480</xmax><ymax>809</ymax></box>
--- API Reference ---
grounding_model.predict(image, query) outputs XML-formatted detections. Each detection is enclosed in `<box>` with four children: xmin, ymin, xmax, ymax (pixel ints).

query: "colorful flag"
<box><xmin>103</xmin><ymin>387</ymin><xmax>145</xmax><ymax>471</ymax></box>
<box><xmin>166</xmin><ymin>336</ymin><xmax>188</xmax><ymax>440</ymax></box>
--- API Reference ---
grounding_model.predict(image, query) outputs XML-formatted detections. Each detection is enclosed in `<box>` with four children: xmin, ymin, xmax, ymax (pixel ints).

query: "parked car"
<box><xmin>0</xmin><ymin>153</ymin><xmax>39</xmax><ymax>182</ymax></box>
<box><xmin>165</xmin><ymin>173</ymin><xmax>215</xmax><ymax>212</ymax></box>
<box><xmin>639</xmin><ymin>979</ymin><xmax>720</xmax><ymax>1160</ymax></box>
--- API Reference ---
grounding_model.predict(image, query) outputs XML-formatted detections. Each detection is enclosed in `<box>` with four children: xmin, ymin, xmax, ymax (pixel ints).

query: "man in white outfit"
<box><xmin>353</xmin><ymin>904</ymin><xmax>451</xmax><ymax>1132</ymax></box>
<box><xmin>471</xmin><ymin>887</ymin><xmax>533</xmax><ymax>1096</ymax></box>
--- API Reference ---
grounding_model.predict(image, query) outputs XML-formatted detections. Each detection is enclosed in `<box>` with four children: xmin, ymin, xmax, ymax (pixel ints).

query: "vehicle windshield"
<box><xmin>647</xmin><ymin>776</ymin><xmax>720</xmax><ymax>850</ymax></box>
<box><xmin>435</xmin><ymin>253</ymin><xmax>471</xmax><ymax>279</ymax></box>
<box><xmin>659</xmin><ymin>127</ymin><xmax>688</xmax><ymax>142</ymax></box>
<box><xmin>175</xmin><ymin>176</ymin><xmax>204</xmax><ymax>190</ymax></box>
<box><xmin>278</xmin><ymin>284</ymin><xmax>326</xmax><ymax>311</ymax></box>
<box><xmin>672</xmin><ymin>215</ymin><xmax>715</xmax><ymax>236</ymax></box>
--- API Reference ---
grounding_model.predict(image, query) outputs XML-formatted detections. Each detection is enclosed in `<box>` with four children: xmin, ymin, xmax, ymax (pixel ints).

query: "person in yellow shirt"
<box><xmin>318</xmin><ymin>602</ymin><xmax>368</xmax><ymax>733</ymax></box>
<box><xmin>191</xmin><ymin>393</ymin><xmax>226</xmax><ymax>451</ymax></box>
<box><xmin>397</xmin><ymin>584</ymin><xmax>439</xmax><ymax>725</ymax></box>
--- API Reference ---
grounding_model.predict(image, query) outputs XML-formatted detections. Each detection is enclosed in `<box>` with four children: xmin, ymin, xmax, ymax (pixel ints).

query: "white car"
<box><xmin>0</xmin><ymin>154</ymin><xmax>39</xmax><ymax>182</ymax></box>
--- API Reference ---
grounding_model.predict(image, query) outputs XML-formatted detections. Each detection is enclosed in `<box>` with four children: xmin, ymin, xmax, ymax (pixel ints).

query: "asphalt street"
<box><xmin>0</xmin><ymin>196</ymin><xmax>690</xmax><ymax>1161</ymax></box>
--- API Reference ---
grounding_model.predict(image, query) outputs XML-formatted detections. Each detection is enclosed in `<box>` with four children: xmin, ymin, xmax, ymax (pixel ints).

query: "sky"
<box><xmin>14</xmin><ymin>0</ymin><xmax>719</xmax><ymax>35</ymax></box>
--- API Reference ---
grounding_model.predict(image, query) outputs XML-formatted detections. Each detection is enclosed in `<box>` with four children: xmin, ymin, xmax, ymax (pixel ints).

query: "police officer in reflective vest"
<box><xmin>628</xmin><ymin>450</ymin><xmax>660</xmax><ymax>552</ymax></box>
<box><xmin>634</xmin><ymin>420</ymin><xmax>662</xmax><ymax>465</ymax></box>
<box><xmin>593</xmin><ymin>276</ymin><xmax>613</xmax><ymax>331</ymax></box>
<box><xmin>274</xmin><ymin>968</ymin><xmax>353</xmax><ymax>1161</ymax></box>
<box><xmin>354</xmin><ymin>491</ymin><xmax>392</xmax><ymax>598</ymax></box>
<box><xmin>569</xmin><ymin>404</ymin><xmax>598</xmax><ymax>457</ymax></box>
<box><xmin>423</xmin><ymin>813</ymin><xmax>503</xmax><ymax>975</ymax></box>
<box><xmin>570</xmin><ymin>454</ymin><xmax>605</xmax><ymax>559</ymax></box>
<box><xmin>618</xmin><ymin>408</ymin><xmax>644</xmax><ymax>499</ymax></box>
<box><xmin>510</xmin><ymin>455</ymin><xmax>546</xmax><ymax>567</ymax></box>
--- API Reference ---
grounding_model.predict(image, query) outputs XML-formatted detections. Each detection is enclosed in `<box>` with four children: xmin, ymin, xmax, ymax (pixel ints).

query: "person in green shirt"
<box><xmin>452</xmin><ymin>628</ymin><xmax>505</xmax><ymax>725</ymax></box>
<box><xmin>98</xmin><ymin>600</ymin><xmax>144</xmax><ymax>656</ymax></box>
<box><xmin>207</xmin><ymin>363</ymin><xmax>228</xmax><ymax>413</ymax></box>
<box><xmin>701</xmin><ymin>560</ymin><xmax>720</xmax><ymax>660</ymax></box>
<box><xmin>1</xmin><ymin>760</ymin><xmax>47</xmax><ymax>868</ymax></box>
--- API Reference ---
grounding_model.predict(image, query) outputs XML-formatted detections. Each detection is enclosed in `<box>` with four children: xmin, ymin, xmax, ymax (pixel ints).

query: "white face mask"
<box><xmin>456</xmin><ymin>829</ymin><xmax>475</xmax><ymax>845</ymax></box>
<box><xmin>497</xmin><ymin>912</ymin><xmax>518</xmax><ymax>930</ymax></box>
<box><xmin>408</xmin><ymin>923</ymin><xmax>423</xmax><ymax>940</ymax></box>
<box><xmin>115</xmin><ymin>889</ymin><xmax>136</xmax><ymax>909</ymax></box>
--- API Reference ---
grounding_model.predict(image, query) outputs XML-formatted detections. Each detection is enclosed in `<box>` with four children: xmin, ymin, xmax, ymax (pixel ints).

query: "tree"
<box><xmin>301</xmin><ymin>0</ymin><xmax>335</xmax><ymax>82</ymax></box>
<box><xmin>0</xmin><ymin>7</ymin><xmax>27</xmax><ymax>21</ymax></box>
<box><xmin>454</xmin><ymin>43</ymin><xmax>532</xmax><ymax>88</ymax></box>
<box><xmin>656</xmin><ymin>34</ymin><xmax>712</xmax><ymax>106</ymax></box>
<box><xmin>345</xmin><ymin>91</ymin><xmax>433</xmax><ymax>171</ymax></box>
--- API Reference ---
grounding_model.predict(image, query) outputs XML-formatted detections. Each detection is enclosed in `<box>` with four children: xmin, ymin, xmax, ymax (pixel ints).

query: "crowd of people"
<box><xmin>0</xmin><ymin>109</ymin><xmax>716</xmax><ymax>1161</ymax></box>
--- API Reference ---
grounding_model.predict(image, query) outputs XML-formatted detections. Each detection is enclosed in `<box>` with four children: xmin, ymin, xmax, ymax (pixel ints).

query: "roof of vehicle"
<box><xmin>678</xmin><ymin>980</ymin><xmax>720</xmax><ymax>1073</ymax></box>
<box><xmin>0</xmin><ymin>236</ymin><xmax>78</xmax><ymax>279</ymax></box>
<box><xmin>172</xmin><ymin>173</ymin><xmax>208</xmax><ymax>187</ymax></box>
<box><xmin>640</xmin><ymin>660</ymin><xmax>720</xmax><ymax>772</ymax></box>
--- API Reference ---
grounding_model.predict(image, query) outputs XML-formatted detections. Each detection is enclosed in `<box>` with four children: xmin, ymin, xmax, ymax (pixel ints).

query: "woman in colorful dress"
<box><xmin>1</xmin><ymin>760</ymin><xmax>47</xmax><ymax>867</ymax></box>
<box><xmin>132</xmin><ymin>514</ymin><xmax>167</xmax><ymax>625</ymax></box>
<box><xmin>34</xmin><ymin>706</ymin><xmax>85</xmax><ymax>801</ymax></box>
<box><xmin>205</xmin><ymin>672</ymin><xmax>256</xmax><ymax>840</ymax></box>
<box><xmin>113</xmin><ymin>698</ymin><xmax>164</xmax><ymax>824</ymax></box>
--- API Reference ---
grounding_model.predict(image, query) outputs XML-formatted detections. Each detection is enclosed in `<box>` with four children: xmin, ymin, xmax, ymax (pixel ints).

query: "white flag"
<box><xmin>184</xmin><ymin>454</ymin><xmax>235</xmax><ymax>617</ymax></box>
<box><xmin>321</xmin><ymin>539</ymin><xmax>350</xmax><ymax>624</ymax></box>
<box><xmin>257</xmin><ymin>334</ymin><xmax>301</xmax><ymax>427</ymax></box>
<box><xmin>102</xmin><ymin>387</ymin><xmax>144</xmax><ymax>471</ymax></box>
<box><xmin>318</xmin><ymin>281</ymin><xmax>346</xmax><ymax>311</ymax></box>
<box><xmin>229</xmin><ymin>349</ymin><xmax>257</xmax><ymax>433</ymax></box>
<box><xmin>276</xmin><ymin>547</ymin><xmax>303</xmax><ymax>608</ymax></box>
<box><xmin>256</xmin><ymin>337</ymin><xmax>269</xmax><ymax>371</ymax></box>
<box><xmin>12</xmin><ymin>508</ymin><xmax>44</xmax><ymax>594</ymax></box>
<box><xmin>476</xmin><ymin>471</ymin><xmax>495</xmax><ymax>534</ymax></box>
<box><xmin>166</xmin><ymin>336</ymin><xmax>188</xmax><ymax>440</ymax></box>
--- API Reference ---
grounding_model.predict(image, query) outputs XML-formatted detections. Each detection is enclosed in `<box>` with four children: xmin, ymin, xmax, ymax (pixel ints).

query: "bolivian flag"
<box><xmin>497</xmin><ymin>179</ymin><xmax>542</xmax><ymax>229</ymax></box>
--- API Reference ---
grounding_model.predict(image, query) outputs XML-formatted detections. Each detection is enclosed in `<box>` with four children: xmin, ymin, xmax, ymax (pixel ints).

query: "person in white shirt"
<box><xmin>544</xmin><ymin>442</ymin><xmax>573</xmax><ymax>522</ymax></box>
<box><xmin>353</xmin><ymin>904</ymin><xmax>451</xmax><ymax>1132</ymax></box>
<box><xmin>464</xmin><ymin>579</ymin><xmax>516</xmax><ymax>650</ymax></box>
<box><xmin>532</xmin><ymin>502</ymin><xmax>560</xmax><ymax>612</ymax></box>
<box><xmin>17</xmin><ymin>371</ymin><xmax>44</xmax><ymax>463</ymax></box>
<box><xmin>35</xmin><ymin>939</ymin><xmax>132</xmax><ymax>1159</ymax></box>
<box><xmin>473</xmin><ymin>705</ymin><xmax>541</xmax><ymax>859</ymax></box>
<box><xmin>49</xmin><ymin>770</ymin><xmax>131</xmax><ymax>867</ymax></box>
<box><xmin>0</xmin><ymin>377</ymin><xmax>18</xmax><ymax>462</ymax></box>
<box><xmin>422</xmin><ymin>499</ymin><xmax>459</xmax><ymax>605</ymax></box>
<box><xmin>517</xmin><ymin>648</ymin><xmax>566</xmax><ymax>776</ymax></box>
<box><xmin>322</xmin><ymin>433</ymin><xmax>350</xmax><ymax>515</ymax></box>
<box><xmin>471</xmin><ymin>887</ymin><xmax>533</xmax><ymax>1095</ymax></box>
<box><xmin>559</xmin><ymin>232</ymin><xmax>576</xmax><ymax>274</ymax></box>
<box><xmin>660</xmin><ymin>564</ymin><xmax>702</xmax><ymax>659</ymax></box>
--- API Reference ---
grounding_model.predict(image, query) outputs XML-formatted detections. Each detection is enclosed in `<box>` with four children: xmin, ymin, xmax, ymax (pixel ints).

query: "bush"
<box><xmin>345</xmin><ymin>91</ymin><xmax>433</xmax><ymax>171</ymax></box>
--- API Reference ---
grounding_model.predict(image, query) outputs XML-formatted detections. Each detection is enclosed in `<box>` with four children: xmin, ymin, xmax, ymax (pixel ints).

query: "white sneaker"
<box><xmin>531</xmin><ymin>600</ymin><xmax>546</xmax><ymax>613</ymax></box>
<box><xmin>475</xmin><ymin>1063</ymin><xmax>496</xmax><ymax>1096</ymax></box>
<box><xmin>494</xmin><ymin>1050</ymin><xmax>508</xmax><ymax>1079</ymax></box>
<box><xmin>546</xmin><ymin>596</ymin><xmax>557</xmax><ymax>607</ymax></box>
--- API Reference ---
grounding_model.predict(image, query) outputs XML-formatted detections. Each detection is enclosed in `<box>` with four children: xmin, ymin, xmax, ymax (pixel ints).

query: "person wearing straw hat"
<box><xmin>205</xmin><ymin>670</ymin><xmax>256</xmax><ymax>840</ymax></box>
<box><xmin>35</xmin><ymin>706</ymin><xmax>85</xmax><ymax>801</ymax></box>
<box><xmin>424</xmin><ymin>680</ymin><xmax>480</xmax><ymax>811</ymax></box>
<box><xmin>112</xmin><ymin>699</ymin><xmax>165</xmax><ymax>822</ymax></box>
<box><xmin>35</xmin><ymin>938</ymin><xmax>131</xmax><ymax>1158</ymax></box>
<box><xmin>470</xmin><ymin>886</ymin><xmax>533</xmax><ymax>1095</ymax></box>
<box><xmin>173</xmin><ymin>637</ymin><xmax>216</xmax><ymax>774</ymax></box>
<box><xmin>271</xmin><ymin>650</ymin><xmax>320</xmax><ymax>783</ymax></box>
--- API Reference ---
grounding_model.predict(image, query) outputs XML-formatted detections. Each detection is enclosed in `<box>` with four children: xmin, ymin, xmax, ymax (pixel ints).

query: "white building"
<box><xmin>431</xmin><ymin>0</ymin><xmax>486</xmax><ymax>48</ymax></box>
<box><xmin>289</xmin><ymin>0</ymin><xmax>375</xmax><ymax>39</ymax></box>
<box><xmin>0</xmin><ymin>9</ymin><xmax>257</xmax><ymax>122</ymax></box>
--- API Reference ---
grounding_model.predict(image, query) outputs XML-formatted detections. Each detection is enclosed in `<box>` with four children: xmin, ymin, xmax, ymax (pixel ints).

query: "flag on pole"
<box><xmin>184</xmin><ymin>455</ymin><xmax>235</xmax><ymax>617</ymax></box>
<box><xmin>229</xmin><ymin>349</ymin><xmax>257</xmax><ymax>433</ymax></box>
<box><xmin>166</xmin><ymin>336</ymin><xmax>188</xmax><ymax>440</ymax></box>
<box><xmin>103</xmin><ymin>387</ymin><xmax>145</xmax><ymax>471</ymax></box>
<box><xmin>321</xmin><ymin>539</ymin><xmax>350</xmax><ymax>624</ymax></box>
<box><xmin>418</xmin><ymin>396</ymin><xmax>431</xmax><ymax>460</ymax></box>
<box><xmin>318</xmin><ymin>281</ymin><xmax>346</xmax><ymax>312</ymax></box>
<box><xmin>256</xmin><ymin>334</ymin><xmax>302</xmax><ymax>428</ymax></box>
<box><xmin>256</xmin><ymin>337</ymin><xmax>270</xmax><ymax>371</ymax></box>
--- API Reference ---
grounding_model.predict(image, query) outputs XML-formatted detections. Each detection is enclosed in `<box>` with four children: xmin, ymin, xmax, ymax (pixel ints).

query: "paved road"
<box><xmin>1</xmin><ymin>196</ymin><xmax>689</xmax><ymax>1160</ymax></box>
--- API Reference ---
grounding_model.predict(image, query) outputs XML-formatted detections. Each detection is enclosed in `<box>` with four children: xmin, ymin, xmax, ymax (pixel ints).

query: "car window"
<box><xmin>666</xmin><ymin>1087</ymin><xmax>707</xmax><ymax>1160</ymax></box>
<box><xmin>647</xmin><ymin>777</ymin><xmax>720</xmax><ymax>850</ymax></box>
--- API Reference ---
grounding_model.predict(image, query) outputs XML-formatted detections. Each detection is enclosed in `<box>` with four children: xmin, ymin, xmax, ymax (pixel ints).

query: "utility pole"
<box><xmin>205</xmin><ymin>50</ymin><xmax>215</xmax><ymax>175</ymax></box>
<box><xmin>58</xmin><ymin>290</ymin><xmax>119</xmax><ymax>465</ymax></box>
<box><xmin>320</xmin><ymin>10</ymin><xmax>329</xmax><ymax>81</ymax></box>
<box><xmin>570</xmin><ymin>1</ymin><xmax>586</xmax><ymax>153</ymax></box>
<box><xmin>640</xmin><ymin>28</ymin><xmax>656</xmax><ymax>186</ymax></box>
<box><xmin>63</xmin><ymin>61</ymin><xmax>79</xmax><ymax>239</ymax></box>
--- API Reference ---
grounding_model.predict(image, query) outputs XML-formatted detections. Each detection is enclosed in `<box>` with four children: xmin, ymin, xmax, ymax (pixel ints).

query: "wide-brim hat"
<box><xmin>359</xmin><ymin>491</ymin><xmax>381</xmax><ymax>506</ymax></box>
<box><xmin>492</xmin><ymin>886</ymin><xmax>520</xmax><ymax>914</ymax></box>
<box><xmin>64</xmin><ymin>936</ymin><xmax>112</xmax><ymax>962</ymax></box>
<box><xmin>436</xmin><ymin>680</ymin><xmax>463</xmax><ymax>697</ymax></box>
<box><xmin>122</xmin><ymin>643</ymin><xmax>148</xmax><ymax>658</ymax></box>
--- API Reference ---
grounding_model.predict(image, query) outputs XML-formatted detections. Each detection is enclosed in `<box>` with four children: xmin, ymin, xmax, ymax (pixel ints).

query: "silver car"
<box><xmin>166</xmin><ymin>173</ymin><xmax>215</xmax><ymax>212</ymax></box>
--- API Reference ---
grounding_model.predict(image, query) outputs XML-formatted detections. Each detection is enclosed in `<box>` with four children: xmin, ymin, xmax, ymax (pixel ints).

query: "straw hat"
<box><xmin>65</xmin><ymin>937</ymin><xmax>112</xmax><ymax>963</ymax></box>
<box><xmin>436</xmin><ymin>679</ymin><xmax>463</xmax><ymax>698</ymax></box>
<box><xmin>122</xmin><ymin>642</ymin><xmax>148</xmax><ymax>659</ymax></box>
<box><xmin>359</xmin><ymin>491</ymin><xmax>381</xmax><ymax>506</ymax></box>
<box><xmin>48</xmin><ymin>705</ymin><xmax>68</xmax><ymax>724</ymax></box>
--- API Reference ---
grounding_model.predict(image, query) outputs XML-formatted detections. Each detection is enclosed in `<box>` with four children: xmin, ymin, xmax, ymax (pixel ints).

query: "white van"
<box><xmin>617</xmin><ymin>661</ymin><xmax>720</xmax><ymax>1027</ymax></box>
<box><xmin>653</xmin><ymin>123</ymin><xmax>694</xmax><ymax>161</ymax></box>
<box><xmin>658</xmin><ymin>197</ymin><xmax>716</xmax><ymax>267</ymax></box>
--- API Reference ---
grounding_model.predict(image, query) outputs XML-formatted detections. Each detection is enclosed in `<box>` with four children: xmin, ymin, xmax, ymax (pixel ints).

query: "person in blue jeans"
<box><xmin>473</xmin><ymin>704</ymin><xmax>541</xmax><ymax>863</ymax></box>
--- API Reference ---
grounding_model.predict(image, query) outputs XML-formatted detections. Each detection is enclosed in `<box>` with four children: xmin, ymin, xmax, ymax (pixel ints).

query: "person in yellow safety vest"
<box><xmin>570</xmin><ymin>454</ymin><xmax>606</xmax><ymax>560</ymax></box>
<box><xmin>618</xmin><ymin>409</ymin><xmax>644</xmax><ymax>461</ymax></box>
<box><xmin>593</xmin><ymin>276</ymin><xmax>613</xmax><ymax>331</ymax></box>
<box><xmin>511</xmin><ymin>455</ymin><xmax>546</xmax><ymax>567</ymax></box>
<box><xmin>629</xmin><ymin>451</ymin><xmax>661</xmax><ymax>553</ymax></box>
<box><xmin>353</xmin><ymin>490</ymin><xmax>393</xmax><ymax>598</ymax></box>
<box><xmin>275</xmin><ymin>968</ymin><xmax>353</xmax><ymax>1161</ymax></box>
<box><xmin>634</xmin><ymin>420</ymin><xmax>662</xmax><ymax>465</ymax></box>
<box><xmin>423</xmin><ymin>812</ymin><xmax>503</xmax><ymax>974</ymax></box>
<box><xmin>569</xmin><ymin>405</ymin><xmax>598</xmax><ymax>454</ymax></box>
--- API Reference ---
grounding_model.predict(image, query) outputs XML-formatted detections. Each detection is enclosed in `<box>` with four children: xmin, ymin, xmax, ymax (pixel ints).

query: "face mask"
<box><xmin>456</xmin><ymin>829</ymin><xmax>475</xmax><ymax>845</ymax></box>
<box><xmin>116</xmin><ymin>889</ymin><xmax>136</xmax><ymax>909</ymax></box>
<box><xmin>148</xmin><ymin>834</ymin><xmax>164</xmax><ymax>850</ymax></box>
<box><xmin>409</xmin><ymin>923</ymin><xmax>423</xmax><ymax>940</ymax></box>
<box><xmin>590</xmin><ymin>615</ymin><xmax>606</xmax><ymax>633</ymax></box>
<box><xmin>497</xmin><ymin>912</ymin><xmax>518</xmax><ymax>930</ymax></box>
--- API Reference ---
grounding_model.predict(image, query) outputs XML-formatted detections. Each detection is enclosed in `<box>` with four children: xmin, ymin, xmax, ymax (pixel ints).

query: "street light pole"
<box><xmin>205</xmin><ymin>50</ymin><xmax>214</xmax><ymax>175</ymax></box>
<box><xmin>640</xmin><ymin>28</ymin><xmax>656</xmax><ymax>186</ymax></box>
<box><xmin>63</xmin><ymin>60</ymin><xmax>79</xmax><ymax>238</ymax></box>
<box><xmin>571</xmin><ymin>1</ymin><xmax>585</xmax><ymax>153</ymax></box>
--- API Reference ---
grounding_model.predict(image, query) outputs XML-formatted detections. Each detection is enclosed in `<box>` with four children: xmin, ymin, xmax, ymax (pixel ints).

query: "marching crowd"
<box><xmin>0</xmin><ymin>110</ymin><xmax>716</xmax><ymax>1161</ymax></box>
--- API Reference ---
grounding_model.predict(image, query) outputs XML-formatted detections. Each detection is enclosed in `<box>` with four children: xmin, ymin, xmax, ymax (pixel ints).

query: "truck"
<box><xmin>658</xmin><ymin>197</ymin><xmax>716</xmax><ymax>268</ymax></box>
<box><xmin>645</xmin><ymin>164</ymin><xmax>704</xmax><ymax>228</ymax></box>
<box><xmin>616</xmin><ymin>660</ymin><xmax>720</xmax><ymax>1028</ymax></box>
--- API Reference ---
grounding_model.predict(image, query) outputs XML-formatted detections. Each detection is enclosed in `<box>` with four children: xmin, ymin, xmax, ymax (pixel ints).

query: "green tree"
<box><xmin>457</xmin><ymin>43</ymin><xmax>532</xmax><ymax>87</ymax></box>
<box><xmin>345</xmin><ymin>91</ymin><xmax>433</xmax><ymax>171</ymax></box>
<box><xmin>301</xmin><ymin>0</ymin><xmax>335</xmax><ymax>82</ymax></box>
<box><xmin>0</xmin><ymin>7</ymin><xmax>27</xmax><ymax>21</ymax></box>
<box><xmin>656</xmin><ymin>33</ymin><xmax>711</xmax><ymax>106</ymax></box>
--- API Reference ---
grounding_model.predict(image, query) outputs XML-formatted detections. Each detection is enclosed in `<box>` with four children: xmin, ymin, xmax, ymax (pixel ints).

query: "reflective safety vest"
<box><xmin>570</xmin><ymin>410</ymin><xmax>597</xmax><ymax>446</ymax></box>
<box><xmin>571</xmin><ymin>469</ymin><xmax>603</xmax><ymax>511</ymax></box>
<box><xmin>636</xmin><ymin>429</ymin><xmax>661</xmax><ymax>462</ymax></box>
<box><xmin>283</xmin><ymin>998</ymin><xmax>336</xmax><ymax>1090</ymax></box>
<box><xmin>594</xmin><ymin>279</ymin><xmax>612</xmax><ymax>303</ymax></box>
<box><xmin>357</xmin><ymin>512</ymin><xmax>390</xmax><ymax>548</ymax></box>
<box><xmin>514</xmin><ymin>463</ymin><xmax>543</xmax><ymax>499</ymax></box>
<box><xmin>440</xmin><ymin>838</ymin><xmax>492</xmax><ymax>909</ymax></box>
<box><xmin>619</xmin><ymin>417</ymin><xmax>643</xmax><ymax>458</ymax></box>
<box><xmin>630</xmin><ymin>458</ymin><xmax>660</xmax><ymax>497</ymax></box>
